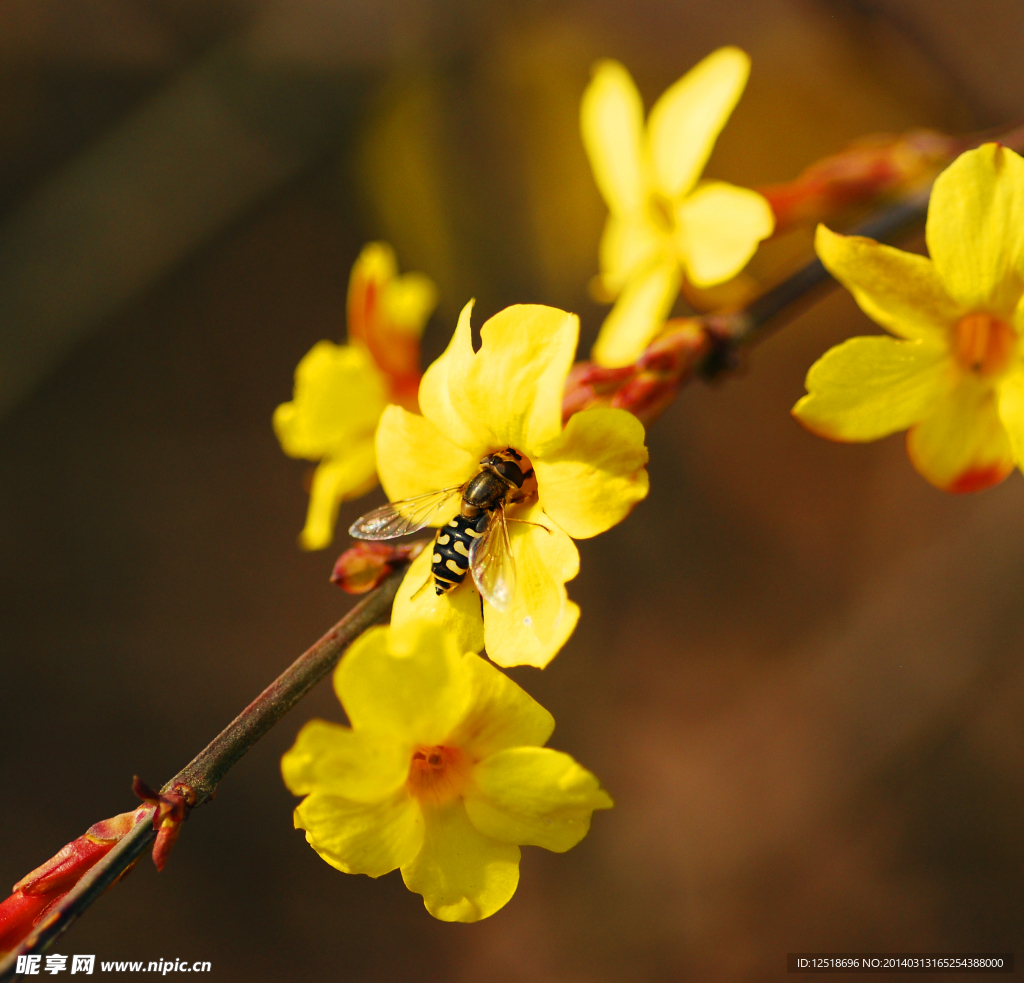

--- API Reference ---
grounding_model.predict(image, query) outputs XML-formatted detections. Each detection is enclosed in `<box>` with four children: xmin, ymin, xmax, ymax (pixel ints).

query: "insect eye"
<box><xmin>493</xmin><ymin>460</ymin><xmax>525</xmax><ymax>487</ymax></box>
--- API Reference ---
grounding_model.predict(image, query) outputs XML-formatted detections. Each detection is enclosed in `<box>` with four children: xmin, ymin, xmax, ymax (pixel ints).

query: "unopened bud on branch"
<box><xmin>331</xmin><ymin>541</ymin><xmax>426</xmax><ymax>594</ymax></box>
<box><xmin>563</xmin><ymin>319</ymin><xmax>713</xmax><ymax>425</ymax></box>
<box><xmin>759</xmin><ymin>129</ymin><xmax>961</xmax><ymax>234</ymax></box>
<box><xmin>132</xmin><ymin>778</ymin><xmax>196</xmax><ymax>873</ymax></box>
<box><xmin>0</xmin><ymin>808</ymin><xmax>147</xmax><ymax>954</ymax></box>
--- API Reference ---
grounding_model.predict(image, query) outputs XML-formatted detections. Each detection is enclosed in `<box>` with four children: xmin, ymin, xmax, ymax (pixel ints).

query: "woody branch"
<box><xmin>0</xmin><ymin>568</ymin><xmax>405</xmax><ymax>980</ymax></box>
<box><xmin>563</xmin><ymin>123</ymin><xmax>1024</xmax><ymax>427</ymax></box>
<box><xmin>0</xmin><ymin>175</ymin><xmax>967</xmax><ymax>979</ymax></box>
<box><xmin>5</xmin><ymin>123</ymin><xmax>1024</xmax><ymax>977</ymax></box>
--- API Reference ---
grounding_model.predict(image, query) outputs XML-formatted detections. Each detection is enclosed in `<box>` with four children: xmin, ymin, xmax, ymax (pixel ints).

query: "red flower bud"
<box><xmin>0</xmin><ymin>892</ymin><xmax>55</xmax><ymax>955</ymax></box>
<box><xmin>0</xmin><ymin>807</ymin><xmax>147</xmax><ymax>955</ymax></box>
<box><xmin>331</xmin><ymin>541</ymin><xmax>426</xmax><ymax>594</ymax></box>
<box><xmin>563</xmin><ymin>319</ymin><xmax>711</xmax><ymax>426</ymax></box>
<box><xmin>758</xmin><ymin>129</ymin><xmax>961</xmax><ymax>234</ymax></box>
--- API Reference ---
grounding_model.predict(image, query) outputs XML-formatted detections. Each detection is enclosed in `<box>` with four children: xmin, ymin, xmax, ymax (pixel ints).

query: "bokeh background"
<box><xmin>2</xmin><ymin>0</ymin><xmax>1024</xmax><ymax>979</ymax></box>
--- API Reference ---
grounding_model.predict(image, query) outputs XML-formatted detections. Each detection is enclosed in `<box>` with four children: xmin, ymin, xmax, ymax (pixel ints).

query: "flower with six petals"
<box><xmin>580</xmin><ymin>47</ymin><xmax>774</xmax><ymax>368</ymax></box>
<box><xmin>281</xmin><ymin>623</ymin><xmax>613</xmax><ymax>922</ymax></box>
<box><xmin>793</xmin><ymin>144</ymin><xmax>1024</xmax><ymax>493</ymax></box>
<box><xmin>376</xmin><ymin>302</ymin><xmax>649</xmax><ymax>669</ymax></box>
<box><xmin>274</xmin><ymin>243</ymin><xmax>437</xmax><ymax>549</ymax></box>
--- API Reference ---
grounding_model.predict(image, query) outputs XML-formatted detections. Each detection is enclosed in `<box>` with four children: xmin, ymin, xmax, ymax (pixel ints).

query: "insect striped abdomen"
<box><xmin>432</xmin><ymin>513</ymin><xmax>489</xmax><ymax>595</ymax></box>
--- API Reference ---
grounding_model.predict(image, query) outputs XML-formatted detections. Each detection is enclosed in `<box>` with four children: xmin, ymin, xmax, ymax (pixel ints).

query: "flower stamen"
<box><xmin>952</xmin><ymin>312</ymin><xmax>1016</xmax><ymax>377</ymax></box>
<box><xmin>406</xmin><ymin>745</ymin><xmax>472</xmax><ymax>805</ymax></box>
<box><xmin>648</xmin><ymin>192</ymin><xmax>676</xmax><ymax>234</ymax></box>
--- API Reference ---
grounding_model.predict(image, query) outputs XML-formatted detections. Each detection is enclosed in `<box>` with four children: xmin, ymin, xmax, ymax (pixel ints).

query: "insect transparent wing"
<box><xmin>348</xmin><ymin>486</ymin><xmax>463</xmax><ymax>540</ymax></box>
<box><xmin>469</xmin><ymin>507</ymin><xmax>516</xmax><ymax>611</ymax></box>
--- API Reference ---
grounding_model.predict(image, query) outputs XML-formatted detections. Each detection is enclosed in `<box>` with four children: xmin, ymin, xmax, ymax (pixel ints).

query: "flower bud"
<box><xmin>759</xmin><ymin>129</ymin><xmax>960</xmax><ymax>234</ymax></box>
<box><xmin>131</xmin><ymin>778</ymin><xmax>196</xmax><ymax>873</ymax></box>
<box><xmin>0</xmin><ymin>808</ymin><xmax>147</xmax><ymax>954</ymax></box>
<box><xmin>563</xmin><ymin>318</ymin><xmax>711</xmax><ymax>425</ymax></box>
<box><xmin>331</xmin><ymin>541</ymin><xmax>426</xmax><ymax>594</ymax></box>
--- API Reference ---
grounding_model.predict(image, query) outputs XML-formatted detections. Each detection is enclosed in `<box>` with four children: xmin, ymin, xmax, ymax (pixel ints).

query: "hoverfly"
<box><xmin>348</xmin><ymin>449</ymin><xmax>538</xmax><ymax>611</ymax></box>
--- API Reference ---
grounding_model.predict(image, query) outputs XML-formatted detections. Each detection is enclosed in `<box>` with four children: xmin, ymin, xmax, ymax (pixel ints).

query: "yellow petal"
<box><xmin>281</xmin><ymin>720</ymin><xmax>409</xmax><ymax>802</ymax></box>
<box><xmin>535</xmin><ymin>408</ymin><xmax>649</xmax><ymax>539</ymax></box>
<box><xmin>419</xmin><ymin>302</ymin><xmax>580</xmax><ymax>454</ymax></box>
<box><xmin>675</xmin><ymin>181</ymin><xmax>774</xmax><ymax>288</ymax></box>
<box><xmin>444</xmin><ymin>651</ymin><xmax>554</xmax><ymax>761</ymax></box>
<box><xmin>384</xmin><ymin>271</ymin><xmax>438</xmax><ymax>338</ymax></box>
<box><xmin>346</xmin><ymin>242</ymin><xmax>435</xmax><ymax>396</ymax></box>
<box><xmin>907</xmin><ymin>376</ymin><xmax>1014</xmax><ymax>492</ymax></box>
<box><xmin>389</xmin><ymin>545</ymin><xmax>486</xmax><ymax>658</ymax></box>
<box><xmin>401</xmin><ymin>800</ymin><xmax>520</xmax><ymax>922</ymax></box>
<box><xmin>273</xmin><ymin>341</ymin><xmax>388</xmax><ymax>459</ymax></box>
<box><xmin>346</xmin><ymin>242</ymin><xmax>398</xmax><ymax>350</ymax></box>
<box><xmin>998</xmin><ymin>368</ymin><xmax>1024</xmax><ymax>469</ymax></box>
<box><xmin>298</xmin><ymin>443</ymin><xmax>378</xmax><ymax>551</ymax></box>
<box><xmin>598</xmin><ymin>213</ymin><xmax>663</xmax><ymax>295</ymax></box>
<box><xmin>591</xmin><ymin>256</ymin><xmax>680</xmax><ymax>368</ymax></box>
<box><xmin>358</xmin><ymin>242</ymin><xmax>396</xmax><ymax>273</ymax></box>
<box><xmin>927</xmin><ymin>143</ymin><xmax>1024</xmax><ymax>314</ymax></box>
<box><xmin>414</xmin><ymin>301</ymin><xmax>483</xmax><ymax>452</ymax></box>
<box><xmin>334</xmin><ymin>624</ymin><xmax>473</xmax><ymax>747</ymax></box>
<box><xmin>375</xmin><ymin>403</ymin><xmax>477</xmax><ymax>503</ymax></box>
<box><xmin>580</xmin><ymin>60</ymin><xmax>648</xmax><ymax>217</ymax></box>
<box><xmin>347</xmin><ymin>241</ymin><xmax>397</xmax><ymax>296</ymax></box>
<box><xmin>484</xmin><ymin>503</ymin><xmax>580</xmax><ymax>669</ymax></box>
<box><xmin>465</xmin><ymin>747</ymin><xmax>613</xmax><ymax>853</ymax></box>
<box><xmin>647</xmin><ymin>46</ymin><xmax>750</xmax><ymax>200</ymax></box>
<box><xmin>815</xmin><ymin>225</ymin><xmax>963</xmax><ymax>340</ymax></box>
<box><xmin>294</xmin><ymin>789</ymin><xmax>423</xmax><ymax>878</ymax></box>
<box><xmin>792</xmin><ymin>336</ymin><xmax>953</xmax><ymax>441</ymax></box>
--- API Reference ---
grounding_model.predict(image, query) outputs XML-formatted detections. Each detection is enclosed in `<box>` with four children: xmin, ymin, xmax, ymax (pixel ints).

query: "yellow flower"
<box><xmin>793</xmin><ymin>144</ymin><xmax>1024</xmax><ymax>493</ymax></box>
<box><xmin>377</xmin><ymin>302</ymin><xmax>650</xmax><ymax>668</ymax></box>
<box><xmin>281</xmin><ymin>624</ymin><xmax>613</xmax><ymax>922</ymax></box>
<box><xmin>580</xmin><ymin>48</ymin><xmax>774</xmax><ymax>368</ymax></box>
<box><xmin>274</xmin><ymin>243</ymin><xmax>437</xmax><ymax>549</ymax></box>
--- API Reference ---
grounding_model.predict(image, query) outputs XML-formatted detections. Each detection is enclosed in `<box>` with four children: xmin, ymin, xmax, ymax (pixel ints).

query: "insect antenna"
<box><xmin>506</xmin><ymin>518</ymin><xmax>553</xmax><ymax>533</ymax></box>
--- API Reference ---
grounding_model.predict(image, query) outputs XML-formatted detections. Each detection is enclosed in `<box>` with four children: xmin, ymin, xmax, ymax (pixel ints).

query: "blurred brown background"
<box><xmin>2</xmin><ymin>0</ymin><xmax>1024</xmax><ymax>979</ymax></box>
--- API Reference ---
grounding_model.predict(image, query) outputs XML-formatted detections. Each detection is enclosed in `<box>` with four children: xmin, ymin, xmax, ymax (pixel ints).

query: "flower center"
<box><xmin>405</xmin><ymin>745</ymin><xmax>472</xmax><ymax>805</ymax></box>
<box><xmin>648</xmin><ymin>192</ymin><xmax>676</xmax><ymax>234</ymax></box>
<box><xmin>951</xmin><ymin>312</ymin><xmax>1016</xmax><ymax>377</ymax></box>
